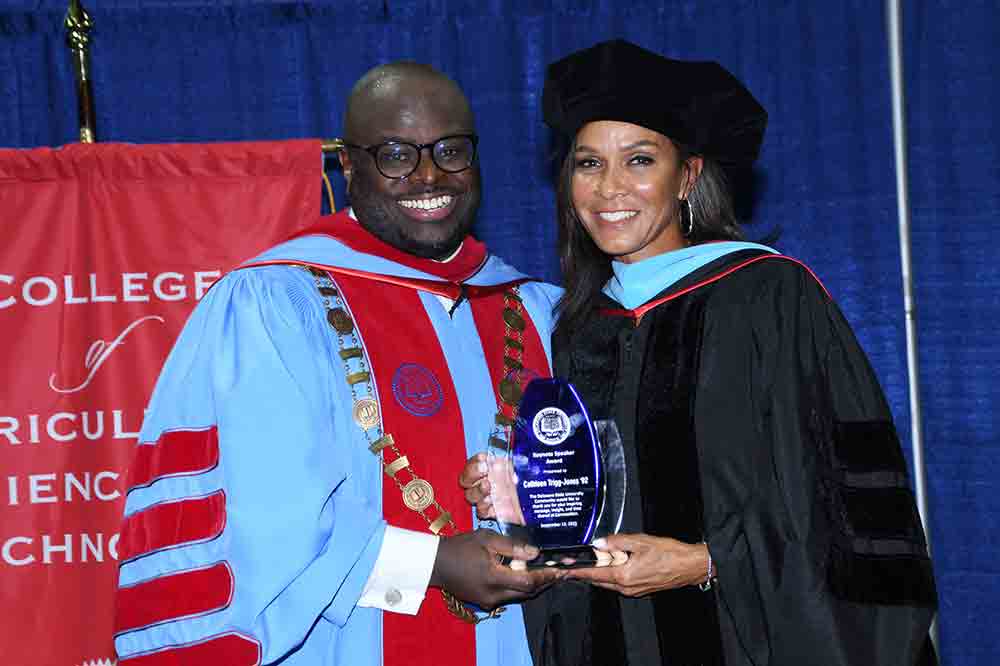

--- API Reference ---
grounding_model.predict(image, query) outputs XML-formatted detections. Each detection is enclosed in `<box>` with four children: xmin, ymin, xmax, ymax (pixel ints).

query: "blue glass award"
<box><xmin>488</xmin><ymin>378</ymin><xmax>625</xmax><ymax>568</ymax></box>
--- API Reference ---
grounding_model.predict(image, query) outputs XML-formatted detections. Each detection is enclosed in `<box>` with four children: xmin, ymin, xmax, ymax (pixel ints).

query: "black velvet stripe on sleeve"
<box><xmin>820</xmin><ymin>419</ymin><xmax>937</xmax><ymax>606</ymax></box>
<box><xmin>840</xmin><ymin>486</ymin><xmax>928</xmax><ymax>542</ymax></box>
<box><xmin>831</xmin><ymin>420</ymin><xmax>908</xmax><ymax>473</ymax></box>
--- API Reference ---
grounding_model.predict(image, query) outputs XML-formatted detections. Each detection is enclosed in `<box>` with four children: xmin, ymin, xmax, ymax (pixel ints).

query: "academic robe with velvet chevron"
<box><xmin>114</xmin><ymin>211</ymin><xmax>560</xmax><ymax>666</ymax></box>
<box><xmin>524</xmin><ymin>249</ymin><xmax>937</xmax><ymax>666</ymax></box>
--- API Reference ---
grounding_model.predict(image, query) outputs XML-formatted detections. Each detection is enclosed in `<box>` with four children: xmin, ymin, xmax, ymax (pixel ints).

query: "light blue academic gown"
<box><xmin>114</xmin><ymin>224</ymin><xmax>561</xmax><ymax>666</ymax></box>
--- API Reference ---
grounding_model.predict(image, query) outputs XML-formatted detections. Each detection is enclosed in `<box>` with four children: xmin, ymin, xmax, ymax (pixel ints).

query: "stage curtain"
<box><xmin>904</xmin><ymin>1</ymin><xmax>1000</xmax><ymax>661</ymax></box>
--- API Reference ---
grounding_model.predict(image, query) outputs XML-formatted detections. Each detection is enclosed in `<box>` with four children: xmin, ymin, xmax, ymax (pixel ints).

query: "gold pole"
<box><xmin>320</xmin><ymin>139</ymin><xmax>345</xmax><ymax>211</ymax></box>
<box><xmin>321</xmin><ymin>138</ymin><xmax>344</xmax><ymax>154</ymax></box>
<box><xmin>65</xmin><ymin>0</ymin><xmax>96</xmax><ymax>143</ymax></box>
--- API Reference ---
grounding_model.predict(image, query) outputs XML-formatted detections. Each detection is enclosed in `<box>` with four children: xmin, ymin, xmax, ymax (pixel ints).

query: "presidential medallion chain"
<box><xmin>489</xmin><ymin>289</ymin><xmax>527</xmax><ymax>455</ymax></box>
<box><xmin>307</xmin><ymin>267</ymin><xmax>522</xmax><ymax>624</ymax></box>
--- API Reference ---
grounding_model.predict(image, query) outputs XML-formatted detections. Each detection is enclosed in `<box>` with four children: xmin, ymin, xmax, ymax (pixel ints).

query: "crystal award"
<box><xmin>488</xmin><ymin>378</ymin><xmax>625</xmax><ymax>568</ymax></box>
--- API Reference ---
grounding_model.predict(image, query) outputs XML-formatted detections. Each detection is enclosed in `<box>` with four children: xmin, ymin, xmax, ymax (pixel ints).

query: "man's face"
<box><xmin>342</xmin><ymin>82</ymin><xmax>481</xmax><ymax>259</ymax></box>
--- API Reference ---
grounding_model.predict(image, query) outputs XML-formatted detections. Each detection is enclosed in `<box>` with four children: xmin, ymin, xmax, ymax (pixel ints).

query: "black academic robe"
<box><xmin>524</xmin><ymin>250</ymin><xmax>937</xmax><ymax>666</ymax></box>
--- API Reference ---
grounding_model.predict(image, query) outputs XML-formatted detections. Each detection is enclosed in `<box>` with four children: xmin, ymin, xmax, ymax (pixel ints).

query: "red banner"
<box><xmin>0</xmin><ymin>140</ymin><xmax>321</xmax><ymax>666</ymax></box>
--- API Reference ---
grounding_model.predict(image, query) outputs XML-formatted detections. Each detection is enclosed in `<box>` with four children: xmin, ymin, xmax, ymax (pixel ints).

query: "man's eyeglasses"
<box><xmin>341</xmin><ymin>134</ymin><xmax>478</xmax><ymax>180</ymax></box>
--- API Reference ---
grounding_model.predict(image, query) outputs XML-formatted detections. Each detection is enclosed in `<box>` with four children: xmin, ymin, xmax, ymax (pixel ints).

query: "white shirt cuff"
<box><xmin>357</xmin><ymin>526</ymin><xmax>440</xmax><ymax>615</ymax></box>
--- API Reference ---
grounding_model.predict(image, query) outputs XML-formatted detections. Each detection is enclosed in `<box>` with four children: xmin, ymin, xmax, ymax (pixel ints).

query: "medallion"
<box><xmin>327</xmin><ymin>308</ymin><xmax>354</xmax><ymax>334</ymax></box>
<box><xmin>352</xmin><ymin>397</ymin><xmax>380</xmax><ymax>429</ymax></box>
<box><xmin>402</xmin><ymin>478</ymin><xmax>435</xmax><ymax>511</ymax></box>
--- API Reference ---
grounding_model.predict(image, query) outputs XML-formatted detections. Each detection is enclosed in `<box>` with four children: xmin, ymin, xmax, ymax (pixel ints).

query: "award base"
<box><xmin>525</xmin><ymin>544</ymin><xmax>598</xmax><ymax>569</ymax></box>
<box><xmin>501</xmin><ymin>524</ymin><xmax>599</xmax><ymax>569</ymax></box>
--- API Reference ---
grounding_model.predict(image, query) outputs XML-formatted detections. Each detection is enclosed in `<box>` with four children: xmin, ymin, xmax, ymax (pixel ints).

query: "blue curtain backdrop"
<box><xmin>1</xmin><ymin>1</ymin><xmax>996</xmax><ymax>663</ymax></box>
<box><xmin>905</xmin><ymin>2</ymin><xmax>999</xmax><ymax>663</ymax></box>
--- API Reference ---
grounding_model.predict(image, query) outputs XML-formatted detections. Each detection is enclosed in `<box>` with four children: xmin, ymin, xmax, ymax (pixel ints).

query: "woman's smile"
<box><xmin>595</xmin><ymin>210</ymin><xmax>639</xmax><ymax>222</ymax></box>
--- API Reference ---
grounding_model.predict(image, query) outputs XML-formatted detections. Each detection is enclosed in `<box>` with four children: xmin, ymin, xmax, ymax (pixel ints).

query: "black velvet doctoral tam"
<box><xmin>542</xmin><ymin>39</ymin><xmax>768</xmax><ymax>167</ymax></box>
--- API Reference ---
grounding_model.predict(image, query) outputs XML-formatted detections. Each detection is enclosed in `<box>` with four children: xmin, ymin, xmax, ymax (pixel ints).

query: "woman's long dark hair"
<box><xmin>552</xmin><ymin>139</ymin><xmax>744</xmax><ymax>347</ymax></box>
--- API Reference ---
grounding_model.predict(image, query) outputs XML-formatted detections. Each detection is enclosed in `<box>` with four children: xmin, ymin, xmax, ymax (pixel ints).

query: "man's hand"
<box><xmin>567</xmin><ymin>534</ymin><xmax>709</xmax><ymax>597</ymax></box>
<box><xmin>430</xmin><ymin>529</ymin><xmax>565</xmax><ymax>610</ymax></box>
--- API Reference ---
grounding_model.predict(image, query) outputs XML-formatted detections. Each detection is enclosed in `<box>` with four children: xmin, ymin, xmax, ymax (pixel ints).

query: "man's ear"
<box><xmin>339</xmin><ymin>149</ymin><xmax>353</xmax><ymax>188</ymax></box>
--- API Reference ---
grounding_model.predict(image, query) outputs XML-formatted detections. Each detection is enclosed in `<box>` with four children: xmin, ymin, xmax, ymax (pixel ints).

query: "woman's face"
<box><xmin>571</xmin><ymin>121</ymin><xmax>701</xmax><ymax>264</ymax></box>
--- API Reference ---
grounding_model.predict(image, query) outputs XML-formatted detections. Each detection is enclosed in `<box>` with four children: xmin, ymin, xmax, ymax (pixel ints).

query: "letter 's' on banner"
<box><xmin>0</xmin><ymin>140</ymin><xmax>321</xmax><ymax>665</ymax></box>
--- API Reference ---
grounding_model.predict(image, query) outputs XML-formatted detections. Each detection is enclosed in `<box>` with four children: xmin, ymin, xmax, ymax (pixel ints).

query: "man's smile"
<box><xmin>397</xmin><ymin>193</ymin><xmax>457</xmax><ymax>220</ymax></box>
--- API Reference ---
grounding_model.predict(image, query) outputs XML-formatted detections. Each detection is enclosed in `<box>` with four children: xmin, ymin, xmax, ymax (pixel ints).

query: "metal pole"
<box><xmin>886</xmin><ymin>0</ymin><xmax>938</xmax><ymax>650</ymax></box>
<box><xmin>65</xmin><ymin>0</ymin><xmax>96</xmax><ymax>143</ymax></box>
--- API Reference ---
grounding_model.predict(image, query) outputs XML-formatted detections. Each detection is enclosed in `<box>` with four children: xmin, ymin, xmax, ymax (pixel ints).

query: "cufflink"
<box><xmin>385</xmin><ymin>588</ymin><xmax>402</xmax><ymax>606</ymax></box>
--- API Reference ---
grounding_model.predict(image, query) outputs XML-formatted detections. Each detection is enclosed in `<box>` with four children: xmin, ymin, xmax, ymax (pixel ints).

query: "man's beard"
<box><xmin>348</xmin><ymin>167</ymin><xmax>480</xmax><ymax>260</ymax></box>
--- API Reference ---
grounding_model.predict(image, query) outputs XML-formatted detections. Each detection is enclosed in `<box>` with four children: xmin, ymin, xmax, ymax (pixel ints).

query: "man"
<box><xmin>114</xmin><ymin>62</ymin><xmax>562</xmax><ymax>666</ymax></box>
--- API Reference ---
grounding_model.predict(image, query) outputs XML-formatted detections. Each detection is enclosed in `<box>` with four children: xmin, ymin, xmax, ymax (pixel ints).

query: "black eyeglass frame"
<box><xmin>341</xmin><ymin>134</ymin><xmax>479</xmax><ymax>180</ymax></box>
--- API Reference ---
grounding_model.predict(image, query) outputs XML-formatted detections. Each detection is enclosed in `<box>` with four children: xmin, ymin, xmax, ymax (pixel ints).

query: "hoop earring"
<box><xmin>680</xmin><ymin>198</ymin><xmax>694</xmax><ymax>237</ymax></box>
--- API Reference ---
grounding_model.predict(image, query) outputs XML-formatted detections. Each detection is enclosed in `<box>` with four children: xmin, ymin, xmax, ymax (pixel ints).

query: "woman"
<box><xmin>464</xmin><ymin>40</ymin><xmax>937</xmax><ymax>665</ymax></box>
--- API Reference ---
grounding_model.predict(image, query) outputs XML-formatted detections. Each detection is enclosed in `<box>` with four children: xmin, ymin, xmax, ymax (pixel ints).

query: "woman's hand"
<box><xmin>459</xmin><ymin>453</ymin><xmax>494</xmax><ymax>519</ymax></box>
<box><xmin>458</xmin><ymin>452</ymin><xmax>526</xmax><ymax>525</ymax></box>
<box><xmin>568</xmin><ymin>534</ymin><xmax>712</xmax><ymax>597</ymax></box>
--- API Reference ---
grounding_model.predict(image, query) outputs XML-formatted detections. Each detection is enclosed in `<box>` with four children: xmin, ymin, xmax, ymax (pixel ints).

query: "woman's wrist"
<box><xmin>698</xmin><ymin>541</ymin><xmax>716</xmax><ymax>591</ymax></box>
